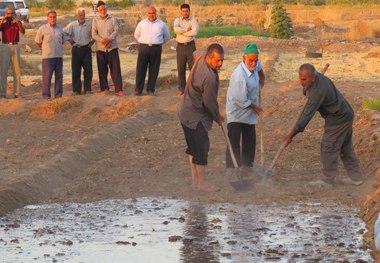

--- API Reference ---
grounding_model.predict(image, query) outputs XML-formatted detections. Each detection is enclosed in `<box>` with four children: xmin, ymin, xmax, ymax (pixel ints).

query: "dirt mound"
<box><xmin>365</xmin><ymin>47</ymin><xmax>380</xmax><ymax>58</ymax></box>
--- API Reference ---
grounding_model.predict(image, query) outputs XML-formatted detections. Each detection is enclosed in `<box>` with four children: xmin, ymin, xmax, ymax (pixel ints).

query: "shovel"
<box><xmin>258</xmin><ymin>63</ymin><xmax>330</xmax><ymax>177</ymax></box>
<box><xmin>221</xmin><ymin>123</ymin><xmax>251</xmax><ymax>192</ymax></box>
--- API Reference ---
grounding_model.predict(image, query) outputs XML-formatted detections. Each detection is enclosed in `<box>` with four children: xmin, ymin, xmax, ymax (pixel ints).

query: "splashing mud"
<box><xmin>0</xmin><ymin>198</ymin><xmax>373</xmax><ymax>262</ymax></box>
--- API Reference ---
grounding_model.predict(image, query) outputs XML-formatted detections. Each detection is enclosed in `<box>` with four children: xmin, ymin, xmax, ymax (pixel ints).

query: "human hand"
<box><xmin>283</xmin><ymin>133</ymin><xmax>293</xmax><ymax>147</ymax></box>
<box><xmin>68</xmin><ymin>39</ymin><xmax>75</xmax><ymax>46</ymax></box>
<box><xmin>251</xmin><ymin>104</ymin><xmax>263</xmax><ymax>115</ymax></box>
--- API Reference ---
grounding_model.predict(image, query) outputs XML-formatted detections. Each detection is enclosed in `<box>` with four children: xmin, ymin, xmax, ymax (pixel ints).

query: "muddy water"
<box><xmin>0</xmin><ymin>198</ymin><xmax>373</xmax><ymax>263</ymax></box>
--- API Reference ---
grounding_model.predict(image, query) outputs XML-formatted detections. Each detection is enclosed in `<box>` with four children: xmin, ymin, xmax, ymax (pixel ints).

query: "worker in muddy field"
<box><xmin>134</xmin><ymin>6</ymin><xmax>170</xmax><ymax>96</ymax></box>
<box><xmin>173</xmin><ymin>3</ymin><xmax>199</xmax><ymax>96</ymax></box>
<box><xmin>35</xmin><ymin>10</ymin><xmax>65</xmax><ymax>99</ymax></box>
<box><xmin>178</xmin><ymin>43</ymin><xmax>224</xmax><ymax>193</ymax></box>
<box><xmin>64</xmin><ymin>8</ymin><xmax>95</xmax><ymax>95</ymax></box>
<box><xmin>92</xmin><ymin>1</ymin><xmax>125</xmax><ymax>96</ymax></box>
<box><xmin>225</xmin><ymin>43</ymin><xmax>265</xmax><ymax>174</ymax></box>
<box><xmin>284</xmin><ymin>63</ymin><xmax>365</xmax><ymax>187</ymax></box>
<box><xmin>0</xmin><ymin>5</ymin><xmax>25</xmax><ymax>99</ymax></box>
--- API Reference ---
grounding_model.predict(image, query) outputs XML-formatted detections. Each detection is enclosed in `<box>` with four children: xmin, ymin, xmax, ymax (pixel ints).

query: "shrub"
<box><xmin>362</xmin><ymin>98</ymin><xmax>380</xmax><ymax>111</ymax></box>
<box><xmin>269</xmin><ymin>2</ymin><xmax>293</xmax><ymax>39</ymax></box>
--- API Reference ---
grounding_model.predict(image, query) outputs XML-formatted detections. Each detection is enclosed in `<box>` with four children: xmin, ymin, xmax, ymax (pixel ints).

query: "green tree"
<box><xmin>269</xmin><ymin>2</ymin><xmax>293</xmax><ymax>39</ymax></box>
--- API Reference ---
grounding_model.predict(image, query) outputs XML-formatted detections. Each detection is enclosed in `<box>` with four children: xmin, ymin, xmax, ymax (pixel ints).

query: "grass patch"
<box><xmin>362</xmin><ymin>97</ymin><xmax>380</xmax><ymax>111</ymax></box>
<box><xmin>197</xmin><ymin>26</ymin><xmax>269</xmax><ymax>38</ymax></box>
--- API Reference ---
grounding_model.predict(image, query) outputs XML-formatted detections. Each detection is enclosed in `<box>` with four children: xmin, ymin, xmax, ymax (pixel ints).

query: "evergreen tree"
<box><xmin>269</xmin><ymin>2</ymin><xmax>293</xmax><ymax>39</ymax></box>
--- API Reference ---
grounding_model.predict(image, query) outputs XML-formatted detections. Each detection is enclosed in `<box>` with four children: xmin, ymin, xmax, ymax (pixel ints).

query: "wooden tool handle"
<box><xmin>221</xmin><ymin>124</ymin><xmax>239</xmax><ymax>168</ymax></box>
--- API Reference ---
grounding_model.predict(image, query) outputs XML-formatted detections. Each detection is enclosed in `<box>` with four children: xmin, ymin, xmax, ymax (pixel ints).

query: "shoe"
<box><xmin>147</xmin><ymin>91</ymin><xmax>156</xmax><ymax>96</ymax></box>
<box><xmin>134</xmin><ymin>91</ymin><xmax>142</xmax><ymax>96</ymax></box>
<box><xmin>240</xmin><ymin>166</ymin><xmax>254</xmax><ymax>174</ymax></box>
<box><xmin>116</xmin><ymin>91</ymin><xmax>125</xmax><ymax>97</ymax></box>
<box><xmin>72</xmin><ymin>91</ymin><xmax>81</xmax><ymax>96</ymax></box>
<box><xmin>84</xmin><ymin>90</ymin><xmax>93</xmax><ymax>95</ymax></box>
<box><xmin>14</xmin><ymin>94</ymin><xmax>21</xmax><ymax>99</ymax></box>
<box><xmin>308</xmin><ymin>179</ymin><xmax>334</xmax><ymax>187</ymax></box>
<box><xmin>100</xmin><ymin>89</ymin><xmax>110</xmax><ymax>94</ymax></box>
<box><xmin>176</xmin><ymin>91</ymin><xmax>184</xmax><ymax>96</ymax></box>
<box><xmin>338</xmin><ymin>177</ymin><xmax>365</xmax><ymax>186</ymax></box>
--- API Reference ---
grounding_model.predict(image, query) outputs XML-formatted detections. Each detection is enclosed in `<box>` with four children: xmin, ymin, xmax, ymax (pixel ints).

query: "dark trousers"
<box><xmin>320</xmin><ymin>121</ymin><xmax>364</xmax><ymax>183</ymax></box>
<box><xmin>96</xmin><ymin>48</ymin><xmax>123</xmax><ymax>92</ymax></box>
<box><xmin>42</xmin><ymin>58</ymin><xmax>63</xmax><ymax>99</ymax></box>
<box><xmin>176</xmin><ymin>42</ymin><xmax>196</xmax><ymax>93</ymax></box>
<box><xmin>226</xmin><ymin>122</ymin><xmax>256</xmax><ymax>168</ymax></box>
<box><xmin>72</xmin><ymin>46</ymin><xmax>93</xmax><ymax>93</ymax></box>
<box><xmin>135</xmin><ymin>45</ymin><xmax>162</xmax><ymax>94</ymax></box>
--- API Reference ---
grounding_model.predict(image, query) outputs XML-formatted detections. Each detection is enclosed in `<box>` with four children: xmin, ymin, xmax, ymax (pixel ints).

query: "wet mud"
<box><xmin>0</xmin><ymin>197</ymin><xmax>373</xmax><ymax>262</ymax></box>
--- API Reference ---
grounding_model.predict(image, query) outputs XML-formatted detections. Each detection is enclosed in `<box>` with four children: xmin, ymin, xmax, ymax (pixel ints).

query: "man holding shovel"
<box><xmin>178</xmin><ymin>43</ymin><xmax>224</xmax><ymax>193</ymax></box>
<box><xmin>225</xmin><ymin>43</ymin><xmax>265</xmax><ymax>173</ymax></box>
<box><xmin>284</xmin><ymin>63</ymin><xmax>365</xmax><ymax>186</ymax></box>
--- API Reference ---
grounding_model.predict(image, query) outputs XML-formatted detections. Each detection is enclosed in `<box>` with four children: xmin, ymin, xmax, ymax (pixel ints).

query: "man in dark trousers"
<box><xmin>173</xmin><ymin>3</ymin><xmax>199</xmax><ymax>95</ymax></box>
<box><xmin>178</xmin><ymin>43</ymin><xmax>224</xmax><ymax>193</ymax></box>
<box><xmin>64</xmin><ymin>8</ymin><xmax>95</xmax><ymax>95</ymax></box>
<box><xmin>134</xmin><ymin>6</ymin><xmax>170</xmax><ymax>96</ymax></box>
<box><xmin>284</xmin><ymin>63</ymin><xmax>365</xmax><ymax>186</ymax></box>
<box><xmin>92</xmin><ymin>1</ymin><xmax>125</xmax><ymax>96</ymax></box>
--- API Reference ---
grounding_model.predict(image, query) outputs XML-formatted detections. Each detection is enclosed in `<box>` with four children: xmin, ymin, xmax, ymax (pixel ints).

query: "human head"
<box><xmin>147</xmin><ymin>6</ymin><xmax>157</xmax><ymax>22</ymax></box>
<box><xmin>206</xmin><ymin>43</ymin><xmax>224</xmax><ymax>71</ymax></box>
<box><xmin>47</xmin><ymin>10</ymin><xmax>57</xmax><ymax>26</ymax></box>
<box><xmin>299</xmin><ymin>63</ymin><xmax>317</xmax><ymax>88</ymax></box>
<box><xmin>243</xmin><ymin>43</ymin><xmax>259</xmax><ymax>72</ymax></box>
<box><xmin>97</xmin><ymin>1</ymin><xmax>107</xmax><ymax>18</ymax></box>
<box><xmin>5</xmin><ymin>6</ymin><xmax>15</xmax><ymax>17</ymax></box>
<box><xmin>180</xmin><ymin>3</ymin><xmax>190</xmax><ymax>19</ymax></box>
<box><xmin>76</xmin><ymin>7</ymin><xmax>86</xmax><ymax>23</ymax></box>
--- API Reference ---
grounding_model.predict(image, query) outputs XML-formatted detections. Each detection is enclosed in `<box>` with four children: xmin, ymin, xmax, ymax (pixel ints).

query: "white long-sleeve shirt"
<box><xmin>226</xmin><ymin>61</ymin><xmax>263</xmax><ymax>125</ymax></box>
<box><xmin>134</xmin><ymin>18</ymin><xmax>170</xmax><ymax>45</ymax></box>
<box><xmin>173</xmin><ymin>16</ymin><xmax>198</xmax><ymax>44</ymax></box>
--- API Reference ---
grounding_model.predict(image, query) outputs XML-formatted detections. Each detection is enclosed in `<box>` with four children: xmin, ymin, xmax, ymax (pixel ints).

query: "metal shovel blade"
<box><xmin>230</xmin><ymin>179</ymin><xmax>252</xmax><ymax>192</ymax></box>
<box><xmin>228</xmin><ymin>169</ymin><xmax>252</xmax><ymax>192</ymax></box>
<box><xmin>253</xmin><ymin>164</ymin><xmax>273</xmax><ymax>177</ymax></box>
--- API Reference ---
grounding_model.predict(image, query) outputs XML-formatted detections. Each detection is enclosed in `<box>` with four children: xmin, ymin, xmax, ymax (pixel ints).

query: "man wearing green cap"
<box><xmin>225</xmin><ymin>43</ymin><xmax>265</xmax><ymax>172</ymax></box>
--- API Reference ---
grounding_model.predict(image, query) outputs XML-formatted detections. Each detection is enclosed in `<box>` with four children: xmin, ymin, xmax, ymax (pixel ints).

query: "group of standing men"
<box><xmin>0</xmin><ymin>1</ymin><xmax>198</xmax><ymax>100</ymax></box>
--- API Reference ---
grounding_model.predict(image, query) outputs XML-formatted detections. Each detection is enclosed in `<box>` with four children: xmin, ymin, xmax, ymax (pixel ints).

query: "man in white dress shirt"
<box><xmin>134</xmin><ymin>6</ymin><xmax>170</xmax><ymax>96</ymax></box>
<box><xmin>64</xmin><ymin>8</ymin><xmax>95</xmax><ymax>95</ymax></box>
<box><xmin>173</xmin><ymin>3</ymin><xmax>198</xmax><ymax>95</ymax></box>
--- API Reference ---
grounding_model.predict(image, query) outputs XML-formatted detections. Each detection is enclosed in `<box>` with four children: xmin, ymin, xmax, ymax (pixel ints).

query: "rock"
<box><xmin>25</xmin><ymin>44</ymin><xmax>32</xmax><ymax>53</ymax></box>
<box><xmin>220</xmin><ymin>251</ymin><xmax>231</xmax><ymax>257</ymax></box>
<box><xmin>209</xmin><ymin>240</ymin><xmax>219</xmax><ymax>245</ymax></box>
<box><xmin>168</xmin><ymin>235</ymin><xmax>182</xmax><ymax>242</ymax></box>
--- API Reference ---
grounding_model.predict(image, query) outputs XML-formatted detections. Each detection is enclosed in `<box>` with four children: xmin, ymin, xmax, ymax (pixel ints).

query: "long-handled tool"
<box><xmin>221</xmin><ymin>123</ymin><xmax>251</xmax><ymax>192</ymax></box>
<box><xmin>262</xmin><ymin>63</ymin><xmax>330</xmax><ymax>176</ymax></box>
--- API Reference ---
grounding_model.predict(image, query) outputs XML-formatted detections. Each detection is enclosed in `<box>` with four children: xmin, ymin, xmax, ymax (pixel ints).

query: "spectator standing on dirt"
<box><xmin>284</xmin><ymin>63</ymin><xmax>365</xmax><ymax>186</ymax></box>
<box><xmin>92</xmin><ymin>1</ymin><xmax>125</xmax><ymax>96</ymax></box>
<box><xmin>35</xmin><ymin>10</ymin><xmax>65</xmax><ymax>99</ymax></box>
<box><xmin>225</xmin><ymin>43</ymin><xmax>265</xmax><ymax>172</ymax></box>
<box><xmin>0</xmin><ymin>5</ymin><xmax>25</xmax><ymax>99</ymax></box>
<box><xmin>134</xmin><ymin>6</ymin><xmax>170</xmax><ymax>96</ymax></box>
<box><xmin>64</xmin><ymin>8</ymin><xmax>95</xmax><ymax>95</ymax></box>
<box><xmin>178</xmin><ymin>43</ymin><xmax>224</xmax><ymax>193</ymax></box>
<box><xmin>173</xmin><ymin>3</ymin><xmax>198</xmax><ymax>96</ymax></box>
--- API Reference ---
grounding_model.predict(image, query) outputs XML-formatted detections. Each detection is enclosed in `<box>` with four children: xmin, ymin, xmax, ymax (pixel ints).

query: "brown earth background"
<box><xmin>0</xmin><ymin>4</ymin><xmax>380</xmax><ymax>260</ymax></box>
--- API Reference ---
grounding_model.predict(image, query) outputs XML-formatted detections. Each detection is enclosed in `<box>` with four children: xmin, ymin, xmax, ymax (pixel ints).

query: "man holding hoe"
<box><xmin>284</xmin><ymin>63</ymin><xmax>365</xmax><ymax>187</ymax></box>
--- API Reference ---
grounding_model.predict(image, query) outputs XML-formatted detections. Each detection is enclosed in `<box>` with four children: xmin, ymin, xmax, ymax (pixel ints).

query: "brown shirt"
<box><xmin>178</xmin><ymin>50</ymin><xmax>222</xmax><ymax>131</ymax></box>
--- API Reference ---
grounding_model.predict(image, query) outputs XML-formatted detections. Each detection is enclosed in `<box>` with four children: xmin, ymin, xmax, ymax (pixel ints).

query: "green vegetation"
<box><xmin>269</xmin><ymin>2</ymin><xmax>293</xmax><ymax>39</ymax></box>
<box><xmin>197</xmin><ymin>25</ymin><xmax>269</xmax><ymax>38</ymax></box>
<box><xmin>362</xmin><ymin>98</ymin><xmax>380</xmax><ymax>111</ymax></box>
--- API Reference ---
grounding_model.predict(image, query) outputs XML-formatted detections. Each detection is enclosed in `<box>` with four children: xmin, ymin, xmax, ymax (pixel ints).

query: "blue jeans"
<box><xmin>42</xmin><ymin>58</ymin><xmax>63</xmax><ymax>99</ymax></box>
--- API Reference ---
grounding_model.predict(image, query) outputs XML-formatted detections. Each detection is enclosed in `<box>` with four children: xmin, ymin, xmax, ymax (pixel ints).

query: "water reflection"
<box><xmin>181</xmin><ymin>204</ymin><xmax>219</xmax><ymax>263</ymax></box>
<box><xmin>0</xmin><ymin>198</ymin><xmax>373</xmax><ymax>263</ymax></box>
